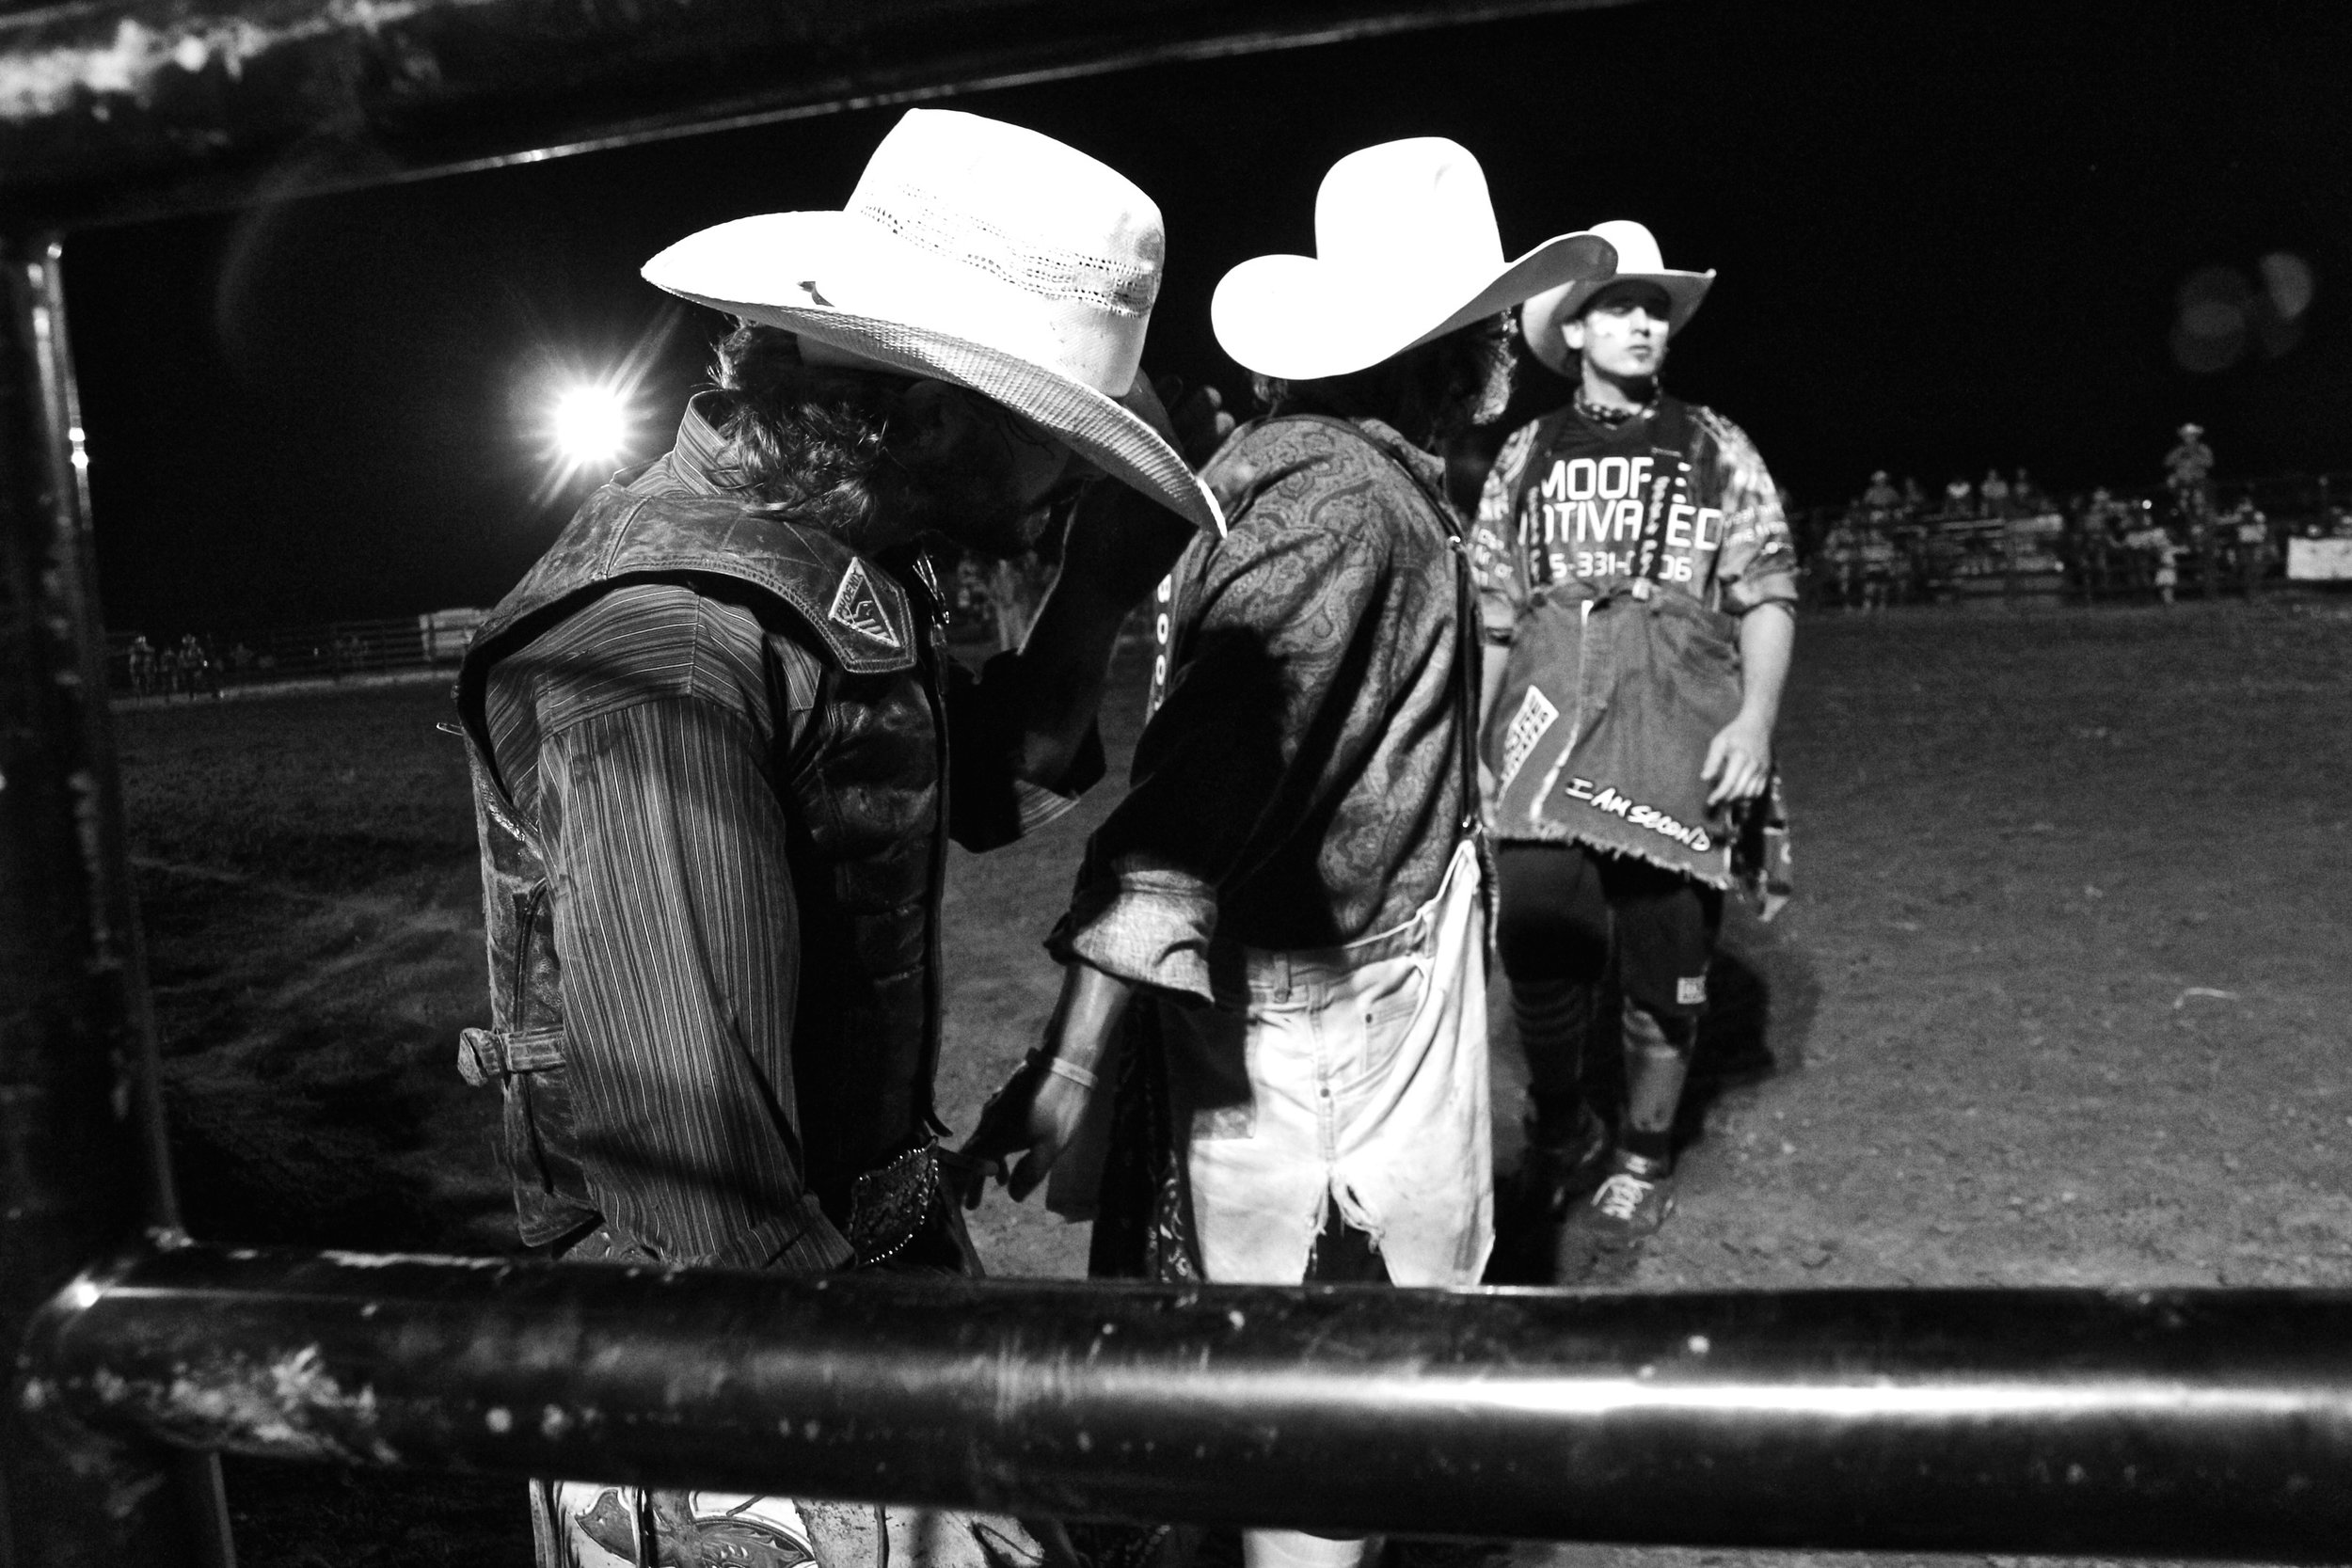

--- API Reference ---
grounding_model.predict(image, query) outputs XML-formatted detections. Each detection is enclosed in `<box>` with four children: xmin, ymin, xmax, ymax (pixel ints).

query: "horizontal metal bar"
<box><xmin>0</xmin><ymin>0</ymin><xmax>1639</xmax><ymax>229</ymax></box>
<box><xmin>19</xmin><ymin>1241</ymin><xmax>2352</xmax><ymax>1560</ymax></box>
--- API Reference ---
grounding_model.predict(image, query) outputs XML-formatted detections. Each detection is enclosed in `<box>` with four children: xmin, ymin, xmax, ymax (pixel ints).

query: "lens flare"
<box><xmin>2174</xmin><ymin>257</ymin><xmax>2313</xmax><ymax>374</ymax></box>
<box><xmin>2172</xmin><ymin>265</ymin><xmax>2253</xmax><ymax>373</ymax></box>
<box><xmin>2260</xmin><ymin>251</ymin><xmax>2316</xmax><ymax>322</ymax></box>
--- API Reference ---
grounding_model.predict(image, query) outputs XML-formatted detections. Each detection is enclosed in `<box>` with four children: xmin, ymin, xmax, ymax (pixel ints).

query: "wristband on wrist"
<box><xmin>1025</xmin><ymin>1049</ymin><xmax>1100</xmax><ymax>1091</ymax></box>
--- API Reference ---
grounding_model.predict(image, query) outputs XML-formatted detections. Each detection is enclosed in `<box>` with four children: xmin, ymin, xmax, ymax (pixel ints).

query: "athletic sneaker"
<box><xmin>1509</xmin><ymin>1103</ymin><xmax>1612</xmax><ymax>1222</ymax></box>
<box><xmin>1565</xmin><ymin>1149</ymin><xmax>1677</xmax><ymax>1248</ymax></box>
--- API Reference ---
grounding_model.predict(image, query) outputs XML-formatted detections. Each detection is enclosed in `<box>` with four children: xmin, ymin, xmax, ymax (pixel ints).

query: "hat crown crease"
<box><xmin>1587</xmin><ymin>220</ymin><xmax>1670</xmax><ymax>275</ymax></box>
<box><xmin>637</xmin><ymin>106</ymin><xmax>1218</xmax><ymax>533</ymax></box>
<box><xmin>1315</xmin><ymin>138</ymin><xmax>1503</xmax><ymax>280</ymax></box>
<box><xmin>810</xmin><ymin>110</ymin><xmax>1162</xmax><ymax>396</ymax></box>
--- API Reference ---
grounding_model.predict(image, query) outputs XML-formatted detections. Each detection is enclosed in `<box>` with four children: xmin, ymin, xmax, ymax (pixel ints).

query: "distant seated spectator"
<box><xmin>2122</xmin><ymin>513</ymin><xmax>2169</xmax><ymax>555</ymax></box>
<box><xmin>1901</xmin><ymin>476</ymin><xmax>1926</xmax><ymax>515</ymax></box>
<box><xmin>1979</xmin><ymin>467</ymin><xmax>2011</xmax><ymax>516</ymax></box>
<box><xmin>1943</xmin><ymin>476</ymin><xmax>1974</xmax><ymax>517</ymax></box>
<box><xmin>2081</xmin><ymin>485</ymin><xmax>2126</xmax><ymax>539</ymax></box>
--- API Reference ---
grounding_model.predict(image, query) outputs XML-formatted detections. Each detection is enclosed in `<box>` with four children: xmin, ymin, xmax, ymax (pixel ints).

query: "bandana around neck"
<box><xmin>1576</xmin><ymin>389</ymin><xmax>1656</xmax><ymax>428</ymax></box>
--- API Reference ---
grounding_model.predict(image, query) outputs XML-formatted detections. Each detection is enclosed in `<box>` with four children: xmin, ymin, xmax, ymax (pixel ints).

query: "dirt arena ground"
<box><xmin>116</xmin><ymin>598</ymin><xmax>2352</xmax><ymax>1566</ymax></box>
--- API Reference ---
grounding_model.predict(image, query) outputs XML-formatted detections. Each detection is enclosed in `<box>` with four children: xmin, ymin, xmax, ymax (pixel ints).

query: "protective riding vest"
<box><xmin>1481</xmin><ymin>399</ymin><xmax>1747</xmax><ymax>887</ymax></box>
<box><xmin>453</xmin><ymin>474</ymin><xmax>949</xmax><ymax>1257</ymax></box>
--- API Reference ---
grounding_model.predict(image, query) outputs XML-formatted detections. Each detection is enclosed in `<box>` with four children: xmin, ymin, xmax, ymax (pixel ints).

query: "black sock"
<box><xmin>1620</xmin><ymin>1127</ymin><xmax>1673</xmax><ymax>1164</ymax></box>
<box><xmin>1530</xmin><ymin>1089</ymin><xmax>1592</xmax><ymax>1148</ymax></box>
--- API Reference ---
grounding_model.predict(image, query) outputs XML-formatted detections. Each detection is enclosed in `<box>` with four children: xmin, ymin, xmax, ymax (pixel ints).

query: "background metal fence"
<box><xmin>103</xmin><ymin>610</ymin><xmax>485</xmax><ymax>697</ymax></box>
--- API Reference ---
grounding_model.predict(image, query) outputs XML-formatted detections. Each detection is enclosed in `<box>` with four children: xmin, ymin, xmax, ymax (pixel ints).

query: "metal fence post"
<box><xmin>0</xmin><ymin>231</ymin><xmax>232</xmax><ymax>1567</ymax></box>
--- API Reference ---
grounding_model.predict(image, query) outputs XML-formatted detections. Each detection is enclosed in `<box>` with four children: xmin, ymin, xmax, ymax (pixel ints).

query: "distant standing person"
<box><xmin>2075</xmin><ymin>487</ymin><xmax>2122</xmax><ymax>600</ymax></box>
<box><xmin>2167</xmin><ymin>422</ymin><xmax>2216</xmax><ymax>517</ymax></box>
<box><xmin>1475</xmin><ymin>220</ymin><xmax>1798</xmax><ymax>1273</ymax></box>
<box><xmin>1820</xmin><ymin>514</ymin><xmax>1861</xmax><ymax>609</ymax></box>
<box><xmin>2231</xmin><ymin>499</ymin><xmax>2270</xmax><ymax>595</ymax></box>
<box><xmin>1860</xmin><ymin>519</ymin><xmax>1896</xmax><ymax>610</ymax></box>
<box><xmin>2012</xmin><ymin>467</ymin><xmax>2046</xmax><ymax>515</ymax></box>
<box><xmin>1979</xmin><ymin>467</ymin><xmax>2011</xmax><ymax>517</ymax></box>
<box><xmin>1860</xmin><ymin>469</ymin><xmax>1899</xmax><ymax>519</ymax></box>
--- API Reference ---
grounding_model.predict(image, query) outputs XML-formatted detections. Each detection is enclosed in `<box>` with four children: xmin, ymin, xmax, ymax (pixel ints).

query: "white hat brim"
<box><xmin>1520</xmin><ymin>269</ymin><xmax>1716</xmax><ymax>374</ymax></box>
<box><xmin>1212</xmin><ymin>230</ymin><xmax>1618</xmax><ymax>382</ymax></box>
<box><xmin>644</xmin><ymin>213</ymin><xmax>1222</xmax><ymax>536</ymax></box>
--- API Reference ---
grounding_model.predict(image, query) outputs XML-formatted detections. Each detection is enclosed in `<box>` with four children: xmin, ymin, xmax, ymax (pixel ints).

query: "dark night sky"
<box><xmin>63</xmin><ymin>0</ymin><xmax>2352</xmax><ymax>633</ymax></box>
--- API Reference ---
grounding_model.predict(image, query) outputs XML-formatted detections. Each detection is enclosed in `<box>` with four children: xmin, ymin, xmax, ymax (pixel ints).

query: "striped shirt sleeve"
<box><xmin>541</xmin><ymin>696</ymin><xmax>852</xmax><ymax>1270</ymax></box>
<box><xmin>507</xmin><ymin>582</ymin><xmax>852</xmax><ymax>1272</ymax></box>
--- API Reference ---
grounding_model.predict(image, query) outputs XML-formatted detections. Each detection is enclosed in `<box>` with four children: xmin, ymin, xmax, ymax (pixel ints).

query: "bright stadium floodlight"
<box><xmin>551</xmin><ymin>381</ymin><xmax>629</xmax><ymax>468</ymax></box>
<box><xmin>525</xmin><ymin>303</ymin><xmax>685</xmax><ymax>507</ymax></box>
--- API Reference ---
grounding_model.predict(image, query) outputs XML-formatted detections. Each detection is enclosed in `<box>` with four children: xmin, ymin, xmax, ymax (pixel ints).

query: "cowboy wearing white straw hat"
<box><xmin>454</xmin><ymin>106</ymin><xmax>1223</xmax><ymax>1568</ymax></box>
<box><xmin>1468</xmin><ymin>218</ymin><xmax>1800</xmax><ymax>1280</ymax></box>
<box><xmin>961</xmin><ymin>135</ymin><xmax>1613</xmax><ymax>1568</ymax></box>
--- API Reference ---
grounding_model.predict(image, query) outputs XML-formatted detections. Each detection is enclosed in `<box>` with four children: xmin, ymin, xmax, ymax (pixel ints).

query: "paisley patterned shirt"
<box><xmin>1057</xmin><ymin>415</ymin><xmax>1470</xmax><ymax>1001</ymax></box>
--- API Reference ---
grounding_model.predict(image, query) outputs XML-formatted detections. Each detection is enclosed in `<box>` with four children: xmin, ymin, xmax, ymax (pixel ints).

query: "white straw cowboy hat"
<box><xmin>642</xmin><ymin>108</ymin><xmax>1221</xmax><ymax>534</ymax></box>
<box><xmin>1520</xmin><ymin>219</ymin><xmax>1716</xmax><ymax>375</ymax></box>
<box><xmin>1210</xmin><ymin>138</ymin><xmax>1617</xmax><ymax>381</ymax></box>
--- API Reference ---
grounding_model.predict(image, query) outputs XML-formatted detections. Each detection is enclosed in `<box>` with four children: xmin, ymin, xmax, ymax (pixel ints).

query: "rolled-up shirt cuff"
<box><xmin>1050</xmin><ymin>867</ymin><xmax>1219</xmax><ymax>1003</ymax></box>
<box><xmin>1724</xmin><ymin>570</ymin><xmax>1802</xmax><ymax>613</ymax></box>
<box><xmin>1010</xmin><ymin>774</ymin><xmax>1086</xmax><ymax>839</ymax></box>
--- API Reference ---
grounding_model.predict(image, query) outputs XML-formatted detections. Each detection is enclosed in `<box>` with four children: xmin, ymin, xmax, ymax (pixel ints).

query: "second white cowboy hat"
<box><xmin>1210</xmin><ymin>138</ymin><xmax>1617</xmax><ymax>382</ymax></box>
<box><xmin>641</xmin><ymin>108</ymin><xmax>1221</xmax><ymax>534</ymax></box>
<box><xmin>1520</xmin><ymin>219</ymin><xmax>1717</xmax><ymax>375</ymax></box>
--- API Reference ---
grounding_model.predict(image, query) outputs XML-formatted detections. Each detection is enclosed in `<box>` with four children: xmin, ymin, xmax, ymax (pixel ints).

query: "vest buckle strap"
<box><xmin>456</xmin><ymin>1025</ymin><xmax>568</xmax><ymax>1086</ymax></box>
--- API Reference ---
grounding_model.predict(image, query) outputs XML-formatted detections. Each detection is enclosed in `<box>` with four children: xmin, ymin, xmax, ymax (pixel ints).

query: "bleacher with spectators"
<box><xmin>1788</xmin><ymin>470</ymin><xmax>2352</xmax><ymax>609</ymax></box>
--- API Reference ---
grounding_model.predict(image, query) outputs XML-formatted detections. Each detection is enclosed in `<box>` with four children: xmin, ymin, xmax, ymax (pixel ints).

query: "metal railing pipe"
<box><xmin>0</xmin><ymin>234</ymin><xmax>232</xmax><ymax>1566</ymax></box>
<box><xmin>0</xmin><ymin>0</ymin><xmax>1643</xmax><ymax>229</ymax></box>
<box><xmin>22</xmin><ymin>1242</ymin><xmax>2352</xmax><ymax>1561</ymax></box>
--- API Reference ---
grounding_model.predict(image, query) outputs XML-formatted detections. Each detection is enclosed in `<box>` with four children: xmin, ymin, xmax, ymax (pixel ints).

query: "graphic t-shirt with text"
<box><xmin>1470</xmin><ymin>396</ymin><xmax>1799</xmax><ymax>642</ymax></box>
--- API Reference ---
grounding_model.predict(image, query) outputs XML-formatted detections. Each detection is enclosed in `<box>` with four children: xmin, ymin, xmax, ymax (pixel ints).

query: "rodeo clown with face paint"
<box><xmin>453</xmin><ymin>109</ymin><xmax>1223</xmax><ymax>1568</ymax></box>
<box><xmin>1470</xmin><ymin>220</ymin><xmax>1799</xmax><ymax>1277</ymax></box>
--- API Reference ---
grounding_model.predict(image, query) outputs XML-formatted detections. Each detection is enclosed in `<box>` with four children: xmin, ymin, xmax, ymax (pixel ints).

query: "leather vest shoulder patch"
<box><xmin>827</xmin><ymin>558</ymin><xmax>902</xmax><ymax>650</ymax></box>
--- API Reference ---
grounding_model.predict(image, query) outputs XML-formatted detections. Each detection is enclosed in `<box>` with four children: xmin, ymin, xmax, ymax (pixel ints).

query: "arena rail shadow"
<box><xmin>3</xmin><ymin>2</ymin><xmax>2347</xmax><ymax>1564</ymax></box>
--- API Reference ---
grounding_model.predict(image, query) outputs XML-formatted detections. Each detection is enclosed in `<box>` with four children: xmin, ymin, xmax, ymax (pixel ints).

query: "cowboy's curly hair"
<box><xmin>705</xmin><ymin>322</ymin><xmax>915</xmax><ymax>546</ymax></box>
<box><xmin>1251</xmin><ymin>311</ymin><xmax>1514</xmax><ymax>449</ymax></box>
